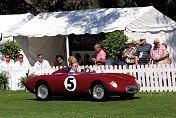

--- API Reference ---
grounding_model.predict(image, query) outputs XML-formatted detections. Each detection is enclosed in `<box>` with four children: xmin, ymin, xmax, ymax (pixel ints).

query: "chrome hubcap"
<box><xmin>93</xmin><ymin>84</ymin><xmax>104</xmax><ymax>99</ymax></box>
<box><xmin>37</xmin><ymin>84</ymin><xmax>48</xmax><ymax>99</ymax></box>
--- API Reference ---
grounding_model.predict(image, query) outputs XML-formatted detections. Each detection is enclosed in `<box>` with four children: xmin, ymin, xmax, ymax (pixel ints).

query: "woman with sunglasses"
<box><xmin>69</xmin><ymin>62</ymin><xmax>79</xmax><ymax>73</ymax></box>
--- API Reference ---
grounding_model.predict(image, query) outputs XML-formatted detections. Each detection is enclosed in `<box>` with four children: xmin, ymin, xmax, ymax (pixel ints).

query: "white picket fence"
<box><xmin>4</xmin><ymin>64</ymin><xmax>176</xmax><ymax>92</ymax></box>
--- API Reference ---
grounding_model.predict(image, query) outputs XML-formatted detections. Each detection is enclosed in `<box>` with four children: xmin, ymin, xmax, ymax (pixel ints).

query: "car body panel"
<box><xmin>25</xmin><ymin>68</ymin><xmax>139</xmax><ymax>97</ymax></box>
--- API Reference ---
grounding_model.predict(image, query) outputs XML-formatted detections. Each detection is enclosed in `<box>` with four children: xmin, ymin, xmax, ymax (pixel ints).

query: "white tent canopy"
<box><xmin>15</xmin><ymin>6</ymin><xmax>154</xmax><ymax>37</ymax></box>
<box><xmin>0</xmin><ymin>13</ymin><xmax>34</xmax><ymax>66</ymax></box>
<box><xmin>14</xmin><ymin>6</ymin><xmax>176</xmax><ymax>64</ymax></box>
<box><xmin>126</xmin><ymin>7</ymin><xmax>176</xmax><ymax>32</ymax></box>
<box><xmin>0</xmin><ymin>13</ymin><xmax>34</xmax><ymax>37</ymax></box>
<box><xmin>124</xmin><ymin>7</ymin><xmax>176</xmax><ymax>63</ymax></box>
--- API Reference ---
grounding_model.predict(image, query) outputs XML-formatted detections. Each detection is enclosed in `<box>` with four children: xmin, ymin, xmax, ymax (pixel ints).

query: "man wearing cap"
<box><xmin>122</xmin><ymin>39</ymin><xmax>137</xmax><ymax>67</ymax></box>
<box><xmin>135</xmin><ymin>37</ymin><xmax>152</xmax><ymax>65</ymax></box>
<box><xmin>150</xmin><ymin>38</ymin><xmax>168</xmax><ymax>64</ymax></box>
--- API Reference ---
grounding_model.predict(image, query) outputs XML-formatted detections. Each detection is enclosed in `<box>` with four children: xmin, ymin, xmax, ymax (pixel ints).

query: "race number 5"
<box><xmin>64</xmin><ymin>76</ymin><xmax>77</xmax><ymax>91</ymax></box>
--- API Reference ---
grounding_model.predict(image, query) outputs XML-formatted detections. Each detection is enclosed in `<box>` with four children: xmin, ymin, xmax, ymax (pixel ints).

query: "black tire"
<box><xmin>90</xmin><ymin>82</ymin><xmax>108</xmax><ymax>101</ymax></box>
<box><xmin>35</xmin><ymin>81</ymin><xmax>51</xmax><ymax>101</ymax></box>
<box><xmin>120</xmin><ymin>93</ymin><xmax>135</xmax><ymax>99</ymax></box>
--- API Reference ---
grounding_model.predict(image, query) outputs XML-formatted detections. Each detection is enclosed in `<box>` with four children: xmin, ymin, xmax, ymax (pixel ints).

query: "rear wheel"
<box><xmin>35</xmin><ymin>82</ymin><xmax>51</xmax><ymax>101</ymax></box>
<box><xmin>91</xmin><ymin>82</ymin><xmax>108</xmax><ymax>101</ymax></box>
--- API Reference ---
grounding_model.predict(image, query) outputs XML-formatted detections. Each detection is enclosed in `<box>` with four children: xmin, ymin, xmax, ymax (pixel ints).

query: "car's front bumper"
<box><xmin>126</xmin><ymin>85</ymin><xmax>140</xmax><ymax>93</ymax></box>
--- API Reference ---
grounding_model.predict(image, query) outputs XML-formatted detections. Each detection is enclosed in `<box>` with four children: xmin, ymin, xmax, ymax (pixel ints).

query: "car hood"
<box><xmin>96</xmin><ymin>73</ymin><xmax>137</xmax><ymax>83</ymax></box>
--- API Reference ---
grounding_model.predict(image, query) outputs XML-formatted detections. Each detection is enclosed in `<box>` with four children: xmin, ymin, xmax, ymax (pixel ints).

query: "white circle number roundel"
<box><xmin>64</xmin><ymin>76</ymin><xmax>77</xmax><ymax>91</ymax></box>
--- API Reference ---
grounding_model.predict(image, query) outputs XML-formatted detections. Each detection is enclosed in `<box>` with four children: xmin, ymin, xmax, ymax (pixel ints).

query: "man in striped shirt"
<box><xmin>135</xmin><ymin>37</ymin><xmax>152</xmax><ymax>65</ymax></box>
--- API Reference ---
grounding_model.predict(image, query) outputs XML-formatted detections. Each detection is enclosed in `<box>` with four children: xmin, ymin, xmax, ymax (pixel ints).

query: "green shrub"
<box><xmin>1</xmin><ymin>40</ymin><xmax>21</xmax><ymax>60</ymax></box>
<box><xmin>0</xmin><ymin>71</ymin><xmax>9</xmax><ymax>90</ymax></box>
<box><xmin>101</xmin><ymin>31</ymin><xmax>128</xmax><ymax>63</ymax></box>
<box><xmin>18</xmin><ymin>73</ymin><xmax>36</xmax><ymax>89</ymax></box>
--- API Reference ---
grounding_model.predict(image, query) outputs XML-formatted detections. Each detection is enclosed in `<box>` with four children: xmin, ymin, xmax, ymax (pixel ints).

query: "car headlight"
<box><xmin>135</xmin><ymin>79</ymin><xmax>139</xmax><ymax>84</ymax></box>
<box><xmin>111</xmin><ymin>81</ymin><xmax>118</xmax><ymax>88</ymax></box>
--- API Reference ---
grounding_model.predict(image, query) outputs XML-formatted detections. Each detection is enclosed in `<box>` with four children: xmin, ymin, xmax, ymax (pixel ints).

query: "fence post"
<box><xmin>171</xmin><ymin>64</ymin><xmax>176</xmax><ymax>91</ymax></box>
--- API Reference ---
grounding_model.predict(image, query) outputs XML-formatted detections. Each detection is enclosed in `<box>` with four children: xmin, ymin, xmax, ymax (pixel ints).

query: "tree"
<box><xmin>100</xmin><ymin>31</ymin><xmax>128</xmax><ymax>63</ymax></box>
<box><xmin>0</xmin><ymin>0</ymin><xmax>175</xmax><ymax>20</ymax></box>
<box><xmin>1</xmin><ymin>40</ymin><xmax>21</xmax><ymax>60</ymax></box>
<box><xmin>0</xmin><ymin>0</ymin><xmax>35</xmax><ymax>15</ymax></box>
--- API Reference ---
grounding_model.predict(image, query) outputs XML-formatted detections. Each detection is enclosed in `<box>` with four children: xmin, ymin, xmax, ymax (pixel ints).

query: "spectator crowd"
<box><xmin>0</xmin><ymin>36</ymin><xmax>172</xmax><ymax>73</ymax></box>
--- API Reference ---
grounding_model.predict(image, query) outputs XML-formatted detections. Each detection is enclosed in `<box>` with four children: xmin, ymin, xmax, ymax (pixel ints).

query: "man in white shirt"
<box><xmin>0</xmin><ymin>54</ymin><xmax>14</xmax><ymax>71</ymax></box>
<box><xmin>14</xmin><ymin>54</ymin><xmax>29</xmax><ymax>72</ymax></box>
<box><xmin>34</xmin><ymin>54</ymin><xmax>51</xmax><ymax>70</ymax></box>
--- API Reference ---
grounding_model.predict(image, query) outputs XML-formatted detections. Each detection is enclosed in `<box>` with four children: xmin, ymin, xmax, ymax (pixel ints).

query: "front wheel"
<box><xmin>91</xmin><ymin>83</ymin><xmax>108</xmax><ymax>101</ymax></box>
<box><xmin>35</xmin><ymin>82</ymin><xmax>51</xmax><ymax>101</ymax></box>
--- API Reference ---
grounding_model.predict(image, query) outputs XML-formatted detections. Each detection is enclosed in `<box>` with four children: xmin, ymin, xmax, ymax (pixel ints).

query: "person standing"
<box><xmin>0</xmin><ymin>54</ymin><xmax>14</xmax><ymax>71</ymax></box>
<box><xmin>14</xmin><ymin>54</ymin><xmax>29</xmax><ymax>72</ymax></box>
<box><xmin>135</xmin><ymin>37</ymin><xmax>152</xmax><ymax>65</ymax></box>
<box><xmin>150</xmin><ymin>38</ymin><xmax>168</xmax><ymax>64</ymax></box>
<box><xmin>122</xmin><ymin>39</ymin><xmax>137</xmax><ymax>67</ymax></box>
<box><xmin>83</xmin><ymin>54</ymin><xmax>91</xmax><ymax>66</ymax></box>
<box><xmin>92</xmin><ymin>44</ymin><xmax>106</xmax><ymax>65</ymax></box>
<box><xmin>136</xmin><ymin>40</ymin><xmax>140</xmax><ymax>47</ymax></box>
<box><xmin>34</xmin><ymin>54</ymin><xmax>51</xmax><ymax>70</ymax></box>
<box><xmin>0</xmin><ymin>45</ymin><xmax>4</xmax><ymax>64</ymax></box>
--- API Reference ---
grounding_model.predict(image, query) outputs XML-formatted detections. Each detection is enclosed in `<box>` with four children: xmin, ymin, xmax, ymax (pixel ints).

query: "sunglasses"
<box><xmin>5</xmin><ymin>57</ymin><xmax>10</xmax><ymax>58</ymax></box>
<box><xmin>140</xmin><ymin>39</ymin><xmax>144</xmax><ymax>42</ymax></box>
<box><xmin>38</xmin><ymin>57</ymin><xmax>43</xmax><ymax>59</ymax></box>
<box><xmin>19</xmin><ymin>57</ymin><xmax>23</xmax><ymax>59</ymax></box>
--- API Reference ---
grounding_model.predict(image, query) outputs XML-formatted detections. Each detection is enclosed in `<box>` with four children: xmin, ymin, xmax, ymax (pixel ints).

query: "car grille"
<box><xmin>126</xmin><ymin>85</ymin><xmax>140</xmax><ymax>93</ymax></box>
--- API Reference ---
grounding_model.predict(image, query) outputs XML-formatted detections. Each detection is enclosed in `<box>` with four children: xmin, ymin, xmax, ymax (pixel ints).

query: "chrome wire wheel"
<box><xmin>37</xmin><ymin>84</ymin><xmax>49</xmax><ymax>100</ymax></box>
<box><xmin>92</xmin><ymin>84</ymin><xmax>105</xmax><ymax>100</ymax></box>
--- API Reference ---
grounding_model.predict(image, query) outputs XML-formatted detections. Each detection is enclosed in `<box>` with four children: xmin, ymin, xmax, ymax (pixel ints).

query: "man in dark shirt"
<box><xmin>135</xmin><ymin>37</ymin><xmax>152</xmax><ymax>65</ymax></box>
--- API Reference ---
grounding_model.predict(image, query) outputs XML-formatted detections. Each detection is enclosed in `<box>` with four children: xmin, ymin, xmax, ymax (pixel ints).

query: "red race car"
<box><xmin>25</xmin><ymin>67</ymin><xmax>140</xmax><ymax>101</ymax></box>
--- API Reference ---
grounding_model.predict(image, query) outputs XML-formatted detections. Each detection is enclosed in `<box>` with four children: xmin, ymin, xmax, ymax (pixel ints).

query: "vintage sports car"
<box><xmin>25</xmin><ymin>67</ymin><xmax>140</xmax><ymax>101</ymax></box>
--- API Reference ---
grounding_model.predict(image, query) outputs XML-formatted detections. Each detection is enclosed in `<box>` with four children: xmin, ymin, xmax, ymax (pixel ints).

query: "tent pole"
<box><xmin>66</xmin><ymin>35</ymin><xmax>70</xmax><ymax>65</ymax></box>
<box><xmin>0</xmin><ymin>33</ymin><xmax>2</xmax><ymax>41</ymax></box>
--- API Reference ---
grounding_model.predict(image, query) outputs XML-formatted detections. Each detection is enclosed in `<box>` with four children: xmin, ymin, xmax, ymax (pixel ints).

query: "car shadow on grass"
<box><xmin>28</xmin><ymin>95</ymin><xmax>141</xmax><ymax>102</ymax></box>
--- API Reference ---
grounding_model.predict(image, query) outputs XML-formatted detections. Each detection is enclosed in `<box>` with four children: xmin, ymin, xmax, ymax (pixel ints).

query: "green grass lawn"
<box><xmin>0</xmin><ymin>91</ymin><xmax>176</xmax><ymax>118</ymax></box>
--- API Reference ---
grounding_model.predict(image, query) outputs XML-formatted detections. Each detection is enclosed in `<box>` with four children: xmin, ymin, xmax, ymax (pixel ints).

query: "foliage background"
<box><xmin>0</xmin><ymin>72</ymin><xmax>9</xmax><ymax>90</ymax></box>
<box><xmin>1</xmin><ymin>40</ymin><xmax>21</xmax><ymax>60</ymax></box>
<box><xmin>101</xmin><ymin>31</ymin><xmax>128</xmax><ymax>62</ymax></box>
<box><xmin>0</xmin><ymin>0</ymin><xmax>175</xmax><ymax>21</ymax></box>
<box><xmin>18</xmin><ymin>73</ymin><xmax>36</xmax><ymax>89</ymax></box>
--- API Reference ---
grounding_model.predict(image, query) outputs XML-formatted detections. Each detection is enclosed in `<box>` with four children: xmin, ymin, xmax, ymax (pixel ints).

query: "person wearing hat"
<box><xmin>135</xmin><ymin>36</ymin><xmax>152</xmax><ymax>65</ymax></box>
<box><xmin>122</xmin><ymin>39</ymin><xmax>137</xmax><ymax>67</ymax></box>
<box><xmin>150</xmin><ymin>38</ymin><xmax>168</xmax><ymax>64</ymax></box>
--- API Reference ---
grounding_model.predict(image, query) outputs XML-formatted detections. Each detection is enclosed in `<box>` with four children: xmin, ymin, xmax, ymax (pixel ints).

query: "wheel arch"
<box><xmin>89</xmin><ymin>80</ymin><xmax>108</xmax><ymax>94</ymax></box>
<box><xmin>34</xmin><ymin>80</ymin><xmax>50</xmax><ymax>93</ymax></box>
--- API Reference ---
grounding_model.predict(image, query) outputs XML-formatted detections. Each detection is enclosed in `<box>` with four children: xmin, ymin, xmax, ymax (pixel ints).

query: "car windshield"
<box><xmin>53</xmin><ymin>71</ymin><xmax>95</xmax><ymax>76</ymax></box>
